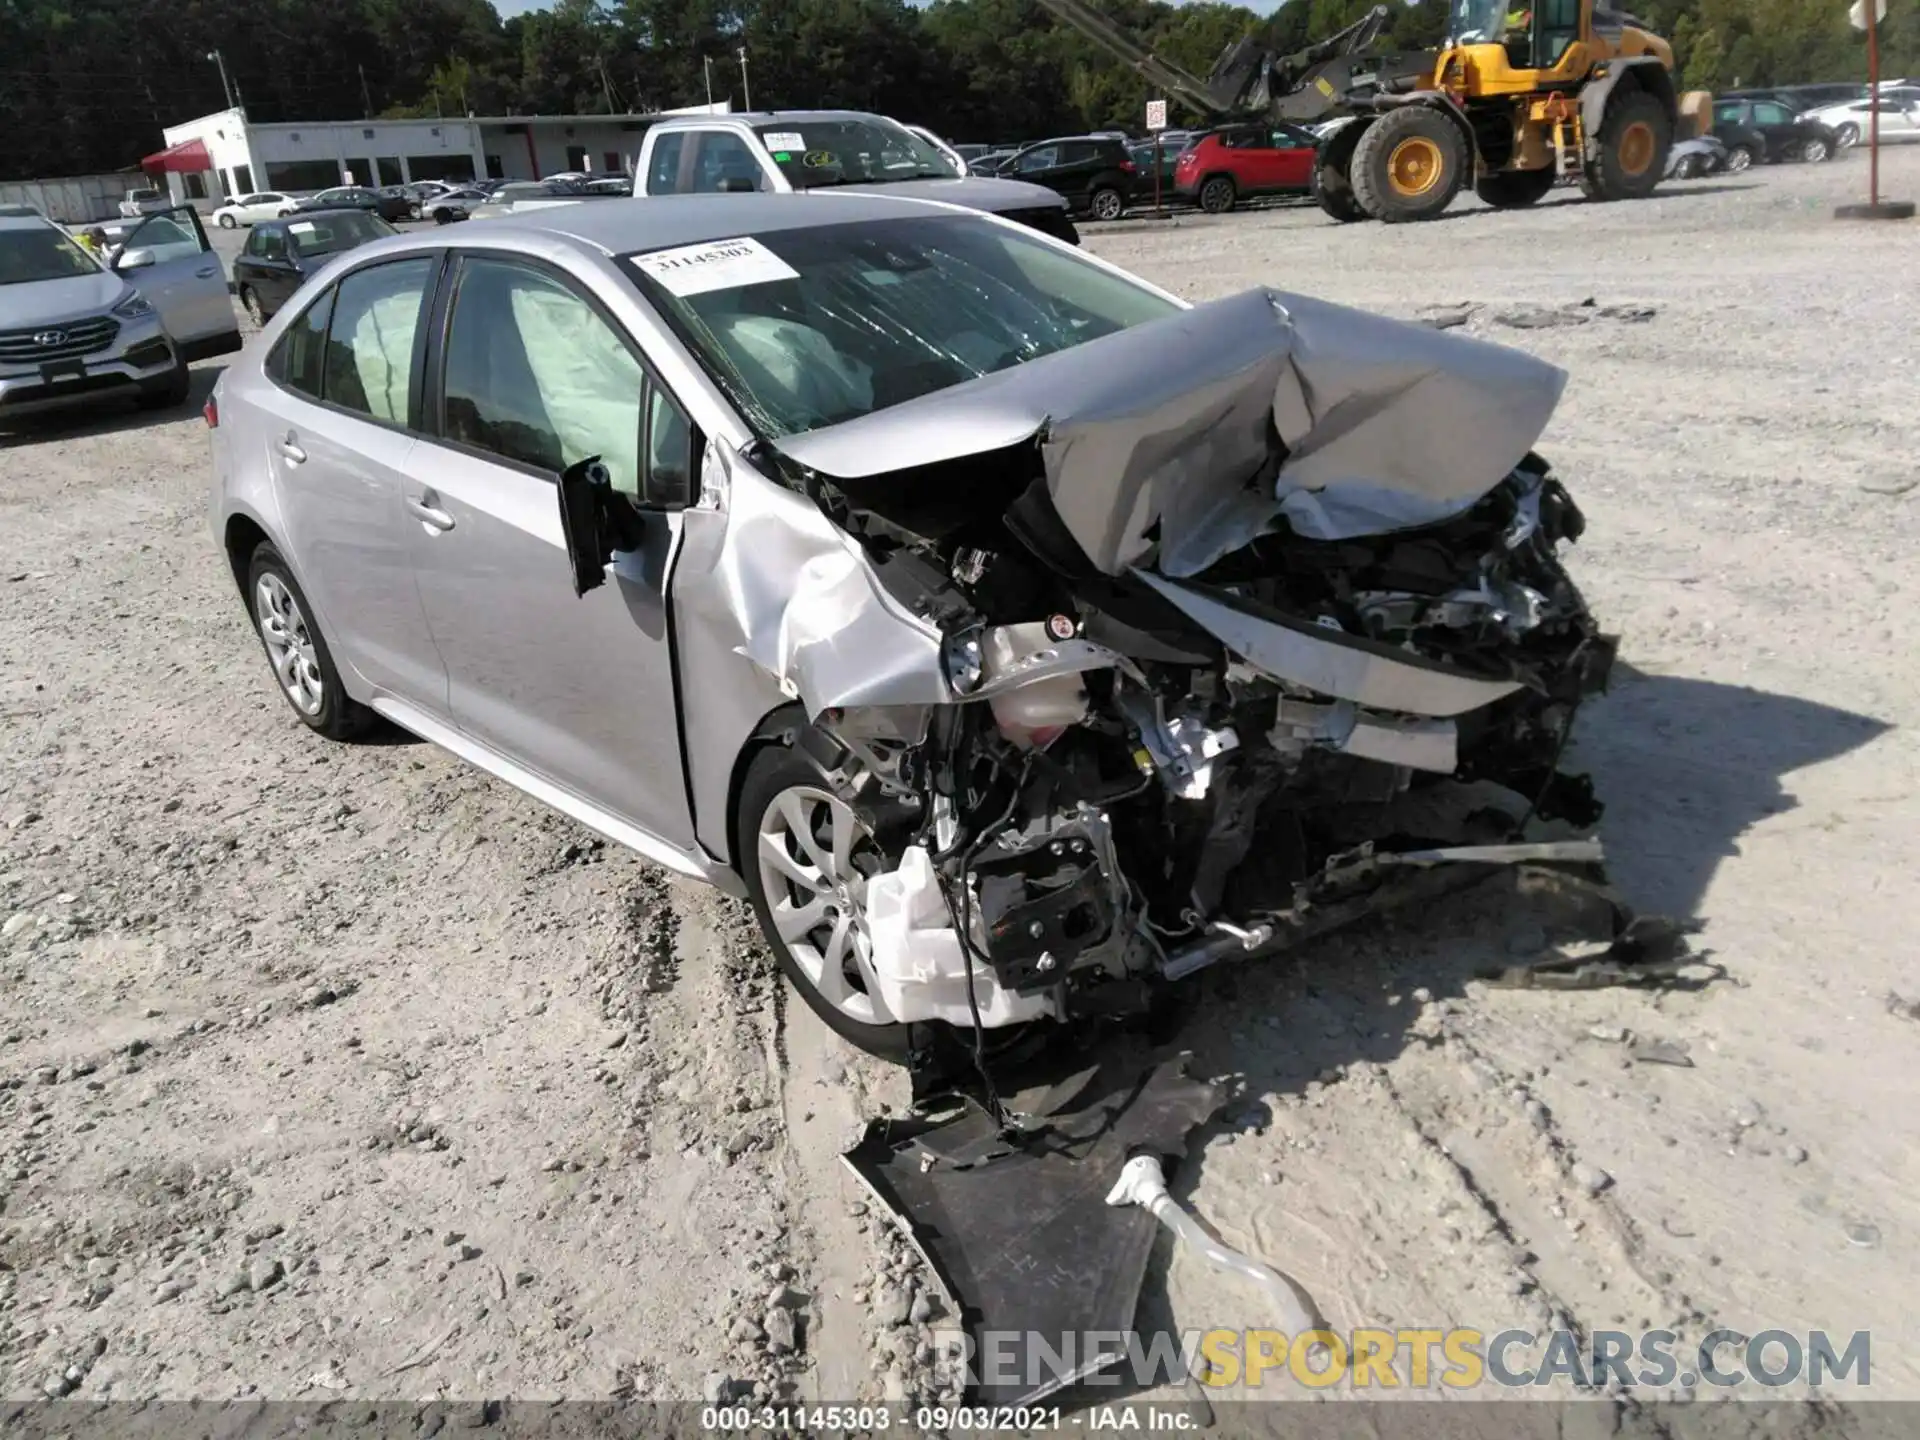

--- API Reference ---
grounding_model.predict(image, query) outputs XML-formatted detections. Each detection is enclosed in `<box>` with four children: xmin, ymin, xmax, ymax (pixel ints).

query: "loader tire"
<box><xmin>1312</xmin><ymin>121</ymin><xmax>1371</xmax><ymax>222</ymax></box>
<box><xmin>1474</xmin><ymin>168</ymin><xmax>1557</xmax><ymax>208</ymax></box>
<box><xmin>1580</xmin><ymin>89</ymin><xmax>1671</xmax><ymax>201</ymax></box>
<box><xmin>1350</xmin><ymin>106</ymin><xmax>1467</xmax><ymax>222</ymax></box>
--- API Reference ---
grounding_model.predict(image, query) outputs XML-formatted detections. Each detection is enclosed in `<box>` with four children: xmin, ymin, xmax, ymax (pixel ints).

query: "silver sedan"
<box><xmin>207</xmin><ymin>192</ymin><xmax>1617</xmax><ymax>1062</ymax></box>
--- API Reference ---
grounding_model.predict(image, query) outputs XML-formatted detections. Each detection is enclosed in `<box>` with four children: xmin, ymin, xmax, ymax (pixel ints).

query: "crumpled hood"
<box><xmin>772</xmin><ymin>286</ymin><xmax>1567</xmax><ymax>575</ymax></box>
<box><xmin>0</xmin><ymin>271</ymin><xmax>131</xmax><ymax>329</ymax></box>
<box><xmin>821</xmin><ymin>175</ymin><xmax>1069</xmax><ymax>216</ymax></box>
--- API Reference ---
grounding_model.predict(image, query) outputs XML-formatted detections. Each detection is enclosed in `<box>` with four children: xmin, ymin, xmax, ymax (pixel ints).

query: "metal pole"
<box><xmin>358</xmin><ymin>64</ymin><xmax>373</xmax><ymax>119</ymax></box>
<box><xmin>738</xmin><ymin>47</ymin><xmax>751</xmax><ymax>112</ymax></box>
<box><xmin>1868</xmin><ymin>5</ymin><xmax>1881</xmax><ymax>207</ymax></box>
<box><xmin>704</xmin><ymin>57</ymin><xmax>713</xmax><ymax>108</ymax></box>
<box><xmin>207</xmin><ymin>49</ymin><xmax>237</xmax><ymax>111</ymax></box>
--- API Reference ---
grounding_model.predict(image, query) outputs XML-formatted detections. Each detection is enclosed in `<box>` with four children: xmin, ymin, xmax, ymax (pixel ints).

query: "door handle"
<box><xmin>404</xmin><ymin>493</ymin><xmax>455</xmax><ymax>532</ymax></box>
<box><xmin>195</xmin><ymin>264</ymin><xmax>218</xmax><ymax>279</ymax></box>
<box><xmin>278</xmin><ymin>433</ymin><xmax>306</xmax><ymax>464</ymax></box>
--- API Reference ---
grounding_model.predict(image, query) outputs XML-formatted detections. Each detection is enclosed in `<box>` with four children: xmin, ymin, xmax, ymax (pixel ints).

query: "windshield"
<box><xmin>0</xmin><ymin>225</ymin><xmax>102</xmax><ymax>284</ymax></box>
<box><xmin>752</xmin><ymin>118</ymin><xmax>963</xmax><ymax>188</ymax></box>
<box><xmin>1449</xmin><ymin>0</ymin><xmax>1510</xmax><ymax>43</ymax></box>
<box><xmin>287</xmin><ymin>212</ymin><xmax>396</xmax><ymax>258</ymax></box>
<box><xmin>626</xmin><ymin>215</ymin><xmax>1179</xmax><ymax>437</ymax></box>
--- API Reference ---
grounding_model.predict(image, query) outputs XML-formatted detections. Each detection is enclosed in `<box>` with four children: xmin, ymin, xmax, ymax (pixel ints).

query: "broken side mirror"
<box><xmin>556</xmin><ymin>456</ymin><xmax>647</xmax><ymax>597</ymax></box>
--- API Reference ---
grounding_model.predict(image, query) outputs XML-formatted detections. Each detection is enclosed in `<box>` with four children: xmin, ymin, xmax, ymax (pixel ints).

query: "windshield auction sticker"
<box><xmin>760</xmin><ymin>131</ymin><xmax>805</xmax><ymax>151</ymax></box>
<box><xmin>630</xmin><ymin>237</ymin><xmax>799</xmax><ymax>297</ymax></box>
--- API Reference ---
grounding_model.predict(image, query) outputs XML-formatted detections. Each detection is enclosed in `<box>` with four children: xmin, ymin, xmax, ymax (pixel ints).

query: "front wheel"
<box><xmin>1088</xmin><ymin>186</ymin><xmax>1124</xmax><ymax>221</ymax></box>
<box><xmin>1198</xmin><ymin>175</ymin><xmax>1237</xmax><ymax>214</ymax></box>
<box><xmin>136</xmin><ymin>360</ymin><xmax>191</xmax><ymax>410</ymax></box>
<box><xmin>1474</xmin><ymin>168</ymin><xmax>1557</xmax><ymax>208</ymax></box>
<box><xmin>1581</xmin><ymin>89</ymin><xmax>1672</xmax><ymax>200</ymax></box>
<box><xmin>1349</xmin><ymin>106</ymin><xmax>1468</xmax><ymax>222</ymax></box>
<box><xmin>1725</xmin><ymin>145</ymin><xmax>1754</xmax><ymax>173</ymax></box>
<box><xmin>1836</xmin><ymin>123</ymin><xmax>1860</xmax><ymax>148</ymax></box>
<box><xmin>738</xmin><ymin>742</ymin><xmax>911</xmax><ymax>1060</ymax></box>
<box><xmin>1799</xmin><ymin>137</ymin><xmax>1832</xmax><ymax>163</ymax></box>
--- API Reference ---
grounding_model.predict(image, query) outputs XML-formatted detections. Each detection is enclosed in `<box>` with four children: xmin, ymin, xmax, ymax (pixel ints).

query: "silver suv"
<box><xmin>0</xmin><ymin>209</ymin><xmax>240</xmax><ymax>421</ymax></box>
<box><xmin>207</xmin><ymin>193</ymin><xmax>1613</xmax><ymax>1062</ymax></box>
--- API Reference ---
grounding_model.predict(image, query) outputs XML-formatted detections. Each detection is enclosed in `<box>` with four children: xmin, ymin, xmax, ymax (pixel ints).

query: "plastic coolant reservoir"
<box><xmin>864</xmin><ymin>846</ymin><xmax>1056</xmax><ymax>1027</ymax></box>
<box><xmin>983</xmin><ymin>626</ymin><xmax>1089</xmax><ymax>749</ymax></box>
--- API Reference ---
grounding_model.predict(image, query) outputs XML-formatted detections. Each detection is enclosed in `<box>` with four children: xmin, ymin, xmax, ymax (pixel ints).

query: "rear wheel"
<box><xmin>1350</xmin><ymin>106</ymin><xmax>1468</xmax><ymax>222</ymax></box>
<box><xmin>245</xmin><ymin>543</ymin><xmax>374</xmax><ymax>741</ymax></box>
<box><xmin>738</xmin><ymin>743</ymin><xmax>911</xmax><ymax>1060</ymax></box>
<box><xmin>1198</xmin><ymin>175</ymin><xmax>1237</xmax><ymax>214</ymax></box>
<box><xmin>432</xmin><ymin>207</ymin><xmax>453</xmax><ymax>225</ymax></box>
<box><xmin>1474</xmin><ymin>167</ymin><xmax>1557</xmax><ymax>208</ymax></box>
<box><xmin>240</xmin><ymin>286</ymin><xmax>266</xmax><ymax>327</ymax></box>
<box><xmin>1725</xmin><ymin>144</ymin><xmax>1755</xmax><ymax>173</ymax></box>
<box><xmin>217</xmin><ymin>213</ymin><xmax>237</xmax><ymax>229</ymax></box>
<box><xmin>1798</xmin><ymin>136</ymin><xmax>1832</xmax><ymax>163</ymax></box>
<box><xmin>1088</xmin><ymin>185</ymin><xmax>1125</xmax><ymax>221</ymax></box>
<box><xmin>1581</xmin><ymin>90</ymin><xmax>1672</xmax><ymax>200</ymax></box>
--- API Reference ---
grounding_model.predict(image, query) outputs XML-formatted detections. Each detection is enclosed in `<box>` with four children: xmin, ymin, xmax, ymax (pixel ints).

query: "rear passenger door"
<box><xmin>403</xmin><ymin>251</ymin><xmax>698</xmax><ymax>851</ymax></box>
<box><xmin>256</xmin><ymin>258</ymin><xmax>449</xmax><ymax>711</ymax></box>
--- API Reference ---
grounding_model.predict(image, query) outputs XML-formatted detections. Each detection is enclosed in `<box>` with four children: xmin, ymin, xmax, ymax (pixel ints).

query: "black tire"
<box><xmin>1580</xmin><ymin>89</ymin><xmax>1672</xmax><ymax>201</ymax></box>
<box><xmin>1798</xmin><ymin>136</ymin><xmax>1832</xmax><ymax>163</ymax></box>
<box><xmin>1349</xmin><ymin>105</ymin><xmax>1468</xmax><ymax>222</ymax></box>
<box><xmin>737</xmin><ymin>742</ymin><xmax>912</xmax><ymax>1060</ymax></box>
<box><xmin>1198</xmin><ymin>175</ymin><xmax>1237</xmax><ymax>214</ymax></box>
<box><xmin>136</xmin><ymin>359</ymin><xmax>191</xmax><ymax>410</ymax></box>
<box><xmin>1474</xmin><ymin>168</ymin><xmax>1557</xmax><ymax>208</ymax></box>
<box><xmin>1725</xmin><ymin>144</ymin><xmax>1755</xmax><ymax>173</ymax></box>
<box><xmin>1836</xmin><ymin>123</ymin><xmax>1860</xmax><ymax>148</ymax></box>
<box><xmin>1312</xmin><ymin>121</ymin><xmax>1371</xmax><ymax>222</ymax></box>
<box><xmin>432</xmin><ymin>208</ymin><xmax>453</xmax><ymax>225</ymax></box>
<box><xmin>1088</xmin><ymin>185</ymin><xmax>1125</xmax><ymax>221</ymax></box>
<box><xmin>217</xmin><ymin>213</ymin><xmax>237</xmax><ymax>229</ymax></box>
<box><xmin>245</xmin><ymin>542</ymin><xmax>375</xmax><ymax>742</ymax></box>
<box><xmin>240</xmin><ymin>286</ymin><xmax>266</xmax><ymax>327</ymax></box>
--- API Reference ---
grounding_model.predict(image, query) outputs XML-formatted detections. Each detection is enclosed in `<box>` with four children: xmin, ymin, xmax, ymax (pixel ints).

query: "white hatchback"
<box><xmin>1806</xmin><ymin>91</ymin><xmax>1920</xmax><ymax>148</ymax></box>
<box><xmin>211</xmin><ymin>192</ymin><xmax>301</xmax><ymax>228</ymax></box>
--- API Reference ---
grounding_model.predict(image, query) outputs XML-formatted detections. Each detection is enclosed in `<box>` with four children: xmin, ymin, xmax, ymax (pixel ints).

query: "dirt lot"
<box><xmin>4</xmin><ymin>153</ymin><xmax>1918</xmax><ymax>1422</ymax></box>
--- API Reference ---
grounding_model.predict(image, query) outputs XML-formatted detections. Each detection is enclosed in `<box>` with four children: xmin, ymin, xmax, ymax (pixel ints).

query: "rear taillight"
<box><xmin>203</xmin><ymin>395</ymin><xmax>218</xmax><ymax>429</ymax></box>
<box><xmin>1119</xmin><ymin>159</ymin><xmax>1137</xmax><ymax>173</ymax></box>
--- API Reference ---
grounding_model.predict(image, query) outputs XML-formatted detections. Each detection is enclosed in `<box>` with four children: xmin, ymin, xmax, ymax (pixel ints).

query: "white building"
<box><xmin>145</xmin><ymin>103</ymin><xmax>730</xmax><ymax>200</ymax></box>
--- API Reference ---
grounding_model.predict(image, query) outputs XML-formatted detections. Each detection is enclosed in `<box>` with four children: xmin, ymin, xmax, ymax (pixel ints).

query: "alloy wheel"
<box><xmin>255</xmin><ymin>573</ymin><xmax>325</xmax><ymax>716</ymax></box>
<box><xmin>1726</xmin><ymin>147</ymin><xmax>1753</xmax><ymax>173</ymax></box>
<box><xmin>1091</xmin><ymin>188</ymin><xmax>1123</xmax><ymax>221</ymax></box>
<box><xmin>755</xmin><ymin>784</ymin><xmax>892</xmax><ymax>1026</ymax></box>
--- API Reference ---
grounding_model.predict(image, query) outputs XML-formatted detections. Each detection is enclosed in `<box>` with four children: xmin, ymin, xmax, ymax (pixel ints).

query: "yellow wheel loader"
<box><xmin>1035</xmin><ymin>0</ymin><xmax>1680</xmax><ymax>224</ymax></box>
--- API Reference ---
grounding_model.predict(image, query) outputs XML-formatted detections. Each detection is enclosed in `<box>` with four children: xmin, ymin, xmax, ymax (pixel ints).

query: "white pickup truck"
<box><xmin>631</xmin><ymin>110</ymin><xmax>1081</xmax><ymax>245</ymax></box>
<box><xmin>117</xmin><ymin>187</ymin><xmax>174</xmax><ymax>219</ymax></box>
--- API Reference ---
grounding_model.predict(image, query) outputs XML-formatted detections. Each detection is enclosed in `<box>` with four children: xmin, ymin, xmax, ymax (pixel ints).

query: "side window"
<box><xmin>260</xmin><ymin>230</ymin><xmax>288</xmax><ymax>262</ymax></box>
<box><xmin>1756</xmin><ymin>102</ymin><xmax>1792</xmax><ymax>125</ymax></box>
<box><xmin>1017</xmin><ymin>147</ymin><xmax>1059</xmax><ymax>172</ymax></box>
<box><xmin>320</xmin><ymin>257</ymin><xmax>435</xmax><ymax>425</ymax></box>
<box><xmin>689</xmin><ymin>132</ymin><xmax>764</xmax><ymax>193</ymax></box>
<box><xmin>243</xmin><ymin>229</ymin><xmax>264</xmax><ymax>258</ymax></box>
<box><xmin>266</xmin><ymin>288</ymin><xmax>335</xmax><ymax>401</ymax></box>
<box><xmin>122</xmin><ymin>210</ymin><xmax>207</xmax><ymax>264</ymax></box>
<box><xmin>439</xmin><ymin>255</ymin><xmax>646</xmax><ymax>493</ymax></box>
<box><xmin>647</xmin><ymin>133</ymin><xmax>685</xmax><ymax>194</ymax></box>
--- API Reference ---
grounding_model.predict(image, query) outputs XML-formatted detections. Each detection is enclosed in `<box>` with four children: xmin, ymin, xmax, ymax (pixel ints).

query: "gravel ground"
<box><xmin>3</xmin><ymin>152</ymin><xmax>1917</xmax><ymax>1419</ymax></box>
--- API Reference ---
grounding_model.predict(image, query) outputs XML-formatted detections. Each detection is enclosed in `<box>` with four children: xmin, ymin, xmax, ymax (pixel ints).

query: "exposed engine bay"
<box><xmin>733</xmin><ymin>286</ymin><xmax>1620</xmax><ymax>1042</ymax></box>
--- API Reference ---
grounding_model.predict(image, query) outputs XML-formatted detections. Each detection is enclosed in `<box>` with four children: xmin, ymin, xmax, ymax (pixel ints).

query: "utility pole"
<box><xmin>206</xmin><ymin>49</ymin><xmax>237</xmax><ymax>111</ymax></box>
<box><xmin>703</xmin><ymin>55</ymin><xmax>713</xmax><ymax>108</ymax></box>
<box><xmin>358</xmin><ymin>63</ymin><xmax>373</xmax><ymax>118</ymax></box>
<box><xmin>737</xmin><ymin>47</ymin><xmax>751</xmax><ymax>112</ymax></box>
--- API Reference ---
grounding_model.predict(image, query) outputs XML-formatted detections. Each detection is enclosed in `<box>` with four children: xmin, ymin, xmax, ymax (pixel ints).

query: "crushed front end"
<box><xmin>719</xmin><ymin>286</ymin><xmax>1621</xmax><ymax>1051</ymax></box>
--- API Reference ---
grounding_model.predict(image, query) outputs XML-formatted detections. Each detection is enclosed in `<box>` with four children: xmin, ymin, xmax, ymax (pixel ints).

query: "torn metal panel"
<box><xmin>844</xmin><ymin>1057</ymin><xmax>1225</xmax><ymax>1405</ymax></box>
<box><xmin>770</xmin><ymin>285</ymin><xmax>1567</xmax><ymax>575</ymax></box>
<box><xmin>674</xmin><ymin>453</ymin><xmax>953</xmax><ymax>717</ymax></box>
<box><xmin>1136</xmin><ymin>569</ymin><xmax>1523</xmax><ymax>718</ymax></box>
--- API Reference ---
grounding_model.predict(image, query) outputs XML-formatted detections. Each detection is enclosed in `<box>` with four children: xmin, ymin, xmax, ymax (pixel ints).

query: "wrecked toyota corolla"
<box><xmin>210</xmin><ymin>196</ymin><xmax>1614</xmax><ymax>1068</ymax></box>
<box><xmin>584</xmin><ymin>223</ymin><xmax>1615</xmax><ymax>1062</ymax></box>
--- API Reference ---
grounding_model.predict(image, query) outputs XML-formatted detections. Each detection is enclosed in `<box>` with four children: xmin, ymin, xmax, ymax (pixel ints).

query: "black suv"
<box><xmin>996</xmin><ymin>136</ymin><xmax>1137</xmax><ymax>221</ymax></box>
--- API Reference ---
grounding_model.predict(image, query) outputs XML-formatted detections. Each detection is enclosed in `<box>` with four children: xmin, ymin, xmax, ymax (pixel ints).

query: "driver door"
<box><xmin>113</xmin><ymin>207</ymin><xmax>240</xmax><ymax>360</ymax></box>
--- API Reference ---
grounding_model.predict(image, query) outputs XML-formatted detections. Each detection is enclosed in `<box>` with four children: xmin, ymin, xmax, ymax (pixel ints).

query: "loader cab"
<box><xmin>1447</xmin><ymin>0</ymin><xmax>1585</xmax><ymax>81</ymax></box>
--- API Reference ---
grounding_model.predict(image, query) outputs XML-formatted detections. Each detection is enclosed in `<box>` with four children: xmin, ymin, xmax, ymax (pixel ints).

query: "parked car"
<box><xmin>467</xmin><ymin>180</ymin><xmax>590</xmax><ymax>221</ymax></box>
<box><xmin>299</xmin><ymin>186</ymin><xmax>413</xmax><ymax>223</ymax></box>
<box><xmin>1805</xmin><ymin>90</ymin><xmax>1920</xmax><ymax>148</ymax></box>
<box><xmin>206</xmin><ymin>191</ymin><xmax>1614</xmax><ymax>1062</ymax></box>
<box><xmin>423</xmin><ymin>186</ymin><xmax>491</xmax><ymax>224</ymax></box>
<box><xmin>1128</xmin><ymin>140</ymin><xmax>1182</xmax><ymax>193</ymax></box>
<box><xmin>584</xmin><ymin>176</ymin><xmax>634</xmax><ymax>196</ymax></box>
<box><xmin>968</xmin><ymin>149</ymin><xmax>1017</xmax><ymax>177</ymax></box>
<box><xmin>117</xmin><ymin>187</ymin><xmax>172</xmax><ymax>218</ymax></box>
<box><xmin>1665</xmin><ymin>135</ymin><xmax>1729</xmax><ymax>179</ymax></box>
<box><xmin>231</xmin><ymin>209</ymin><xmax>398</xmax><ymax>325</ymax></box>
<box><xmin>901</xmin><ymin>123</ymin><xmax>971</xmax><ymax>175</ymax></box>
<box><xmin>211</xmin><ymin>191</ymin><xmax>301</xmax><ymax>228</ymax></box>
<box><xmin>0</xmin><ymin>203</ymin><xmax>43</xmax><ymax>218</ymax></box>
<box><xmin>1174</xmin><ymin>123</ymin><xmax>1319</xmax><ymax>213</ymax></box>
<box><xmin>633</xmin><ymin>110</ymin><xmax>1079</xmax><ymax>244</ymax></box>
<box><xmin>995</xmin><ymin>135</ymin><xmax>1138</xmax><ymax>220</ymax></box>
<box><xmin>1712</xmin><ymin>99</ymin><xmax>1841</xmax><ymax>166</ymax></box>
<box><xmin>0</xmin><ymin>208</ymin><xmax>238</xmax><ymax>422</ymax></box>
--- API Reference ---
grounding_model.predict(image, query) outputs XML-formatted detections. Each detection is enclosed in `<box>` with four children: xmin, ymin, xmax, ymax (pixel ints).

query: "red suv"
<box><xmin>1174</xmin><ymin>124</ymin><xmax>1321</xmax><ymax>213</ymax></box>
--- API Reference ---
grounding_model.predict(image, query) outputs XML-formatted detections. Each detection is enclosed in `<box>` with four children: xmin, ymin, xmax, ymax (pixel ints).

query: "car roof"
<box><xmin>0</xmin><ymin>214</ymin><xmax>58</xmax><ymax>233</ymax></box>
<box><xmin>385</xmin><ymin>191</ymin><xmax>994</xmax><ymax>255</ymax></box>
<box><xmin>656</xmin><ymin>109</ymin><xmax>907</xmax><ymax>127</ymax></box>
